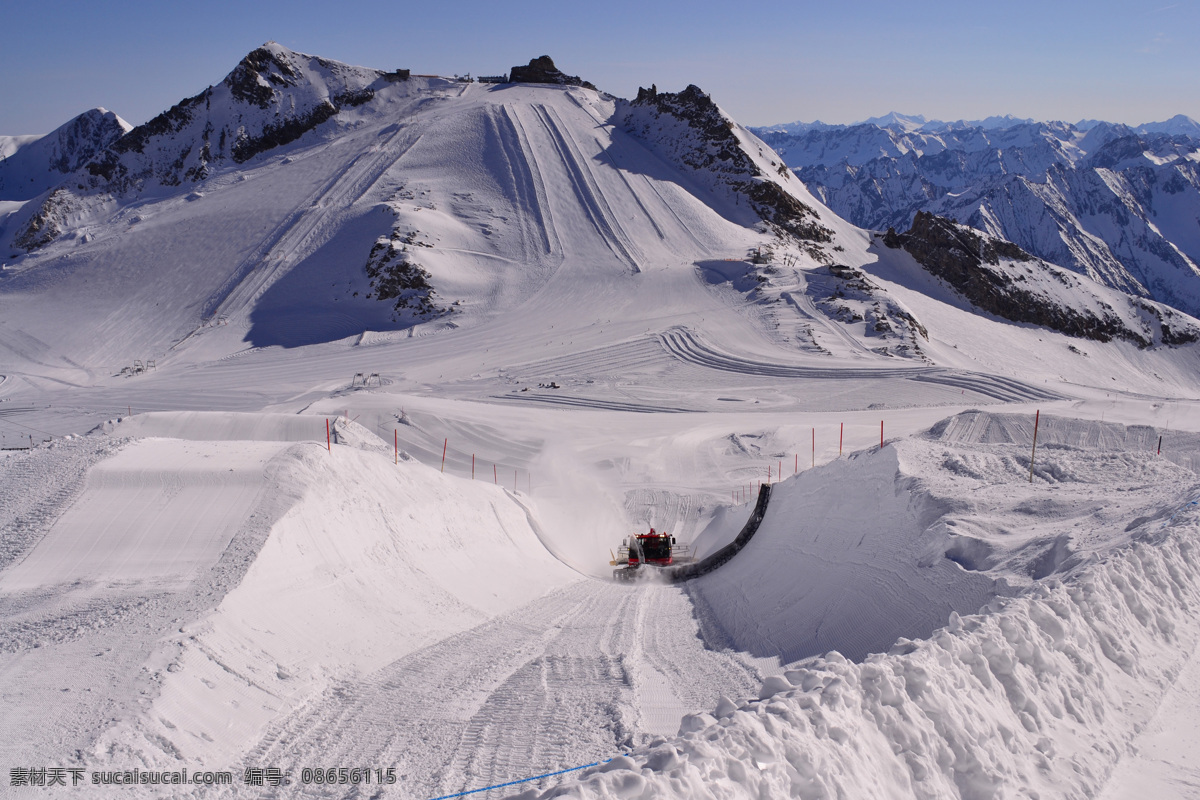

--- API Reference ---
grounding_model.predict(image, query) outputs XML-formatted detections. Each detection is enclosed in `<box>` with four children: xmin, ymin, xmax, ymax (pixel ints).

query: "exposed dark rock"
<box><xmin>508</xmin><ymin>56</ymin><xmax>595</xmax><ymax>90</ymax></box>
<box><xmin>111</xmin><ymin>89</ymin><xmax>210</xmax><ymax>156</ymax></box>
<box><xmin>735</xmin><ymin>179</ymin><xmax>832</xmax><ymax>243</ymax></box>
<box><xmin>226</xmin><ymin>47</ymin><xmax>299</xmax><ymax>109</ymax></box>
<box><xmin>631</xmin><ymin>84</ymin><xmax>752</xmax><ymax>173</ymax></box>
<box><xmin>364</xmin><ymin>234</ymin><xmax>444</xmax><ymax>319</ymax></box>
<box><xmin>809</xmin><ymin>263</ymin><xmax>928</xmax><ymax>359</ymax></box>
<box><xmin>627</xmin><ymin>84</ymin><xmax>832</xmax><ymax>245</ymax></box>
<box><xmin>883</xmin><ymin>212</ymin><xmax>1152</xmax><ymax>345</ymax></box>
<box><xmin>230</xmin><ymin>100</ymin><xmax>338</xmax><ymax>163</ymax></box>
<box><xmin>14</xmin><ymin>189</ymin><xmax>71</xmax><ymax>251</ymax></box>
<box><xmin>334</xmin><ymin>88</ymin><xmax>375</xmax><ymax>108</ymax></box>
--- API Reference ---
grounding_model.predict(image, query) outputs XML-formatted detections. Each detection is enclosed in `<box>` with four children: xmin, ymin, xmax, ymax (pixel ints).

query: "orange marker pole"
<box><xmin>441</xmin><ymin>438</ymin><xmax>447</xmax><ymax>473</ymax></box>
<box><xmin>326</xmin><ymin>419</ymin><xmax>330</xmax><ymax>451</ymax></box>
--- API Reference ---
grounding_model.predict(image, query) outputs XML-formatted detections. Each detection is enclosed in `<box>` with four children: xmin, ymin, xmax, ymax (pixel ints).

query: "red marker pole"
<box><xmin>795</xmin><ymin>453</ymin><xmax>798</xmax><ymax>475</ymax></box>
<box><xmin>441</xmin><ymin>438</ymin><xmax>447</xmax><ymax>473</ymax></box>
<box><xmin>326</xmin><ymin>419</ymin><xmax>331</xmax><ymax>451</ymax></box>
<box><xmin>880</xmin><ymin>420</ymin><xmax>884</xmax><ymax>448</ymax></box>
<box><xmin>839</xmin><ymin>422</ymin><xmax>843</xmax><ymax>456</ymax></box>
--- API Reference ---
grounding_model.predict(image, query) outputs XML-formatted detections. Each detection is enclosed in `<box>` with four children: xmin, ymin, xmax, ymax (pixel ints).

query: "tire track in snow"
<box><xmin>524</xmin><ymin>104</ymin><xmax>642</xmax><ymax>273</ymax></box>
<box><xmin>490</xmin><ymin>393</ymin><xmax>693</xmax><ymax>414</ymax></box>
<box><xmin>658</xmin><ymin>327</ymin><xmax>1063</xmax><ymax>402</ymax></box>
<box><xmin>201</xmin><ymin>122</ymin><xmax>424</xmax><ymax>322</ymax></box>
<box><xmin>497</xmin><ymin>106</ymin><xmax>562</xmax><ymax>260</ymax></box>
<box><xmin>232</xmin><ymin>580</ymin><xmax>759</xmax><ymax>800</ymax></box>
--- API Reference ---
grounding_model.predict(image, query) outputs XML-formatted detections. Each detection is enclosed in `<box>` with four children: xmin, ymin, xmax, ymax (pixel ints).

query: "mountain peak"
<box><xmin>0</xmin><ymin>107</ymin><xmax>131</xmax><ymax>201</ymax></box>
<box><xmin>225</xmin><ymin>44</ymin><xmax>305</xmax><ymax>109</ymax></box>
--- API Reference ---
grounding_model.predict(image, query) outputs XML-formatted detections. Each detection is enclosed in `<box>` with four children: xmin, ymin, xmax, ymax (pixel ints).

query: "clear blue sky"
<box><xmin>2</xmin><ymin>0</ymin><xmax>1197</xmax><ymax>134</ymax></box>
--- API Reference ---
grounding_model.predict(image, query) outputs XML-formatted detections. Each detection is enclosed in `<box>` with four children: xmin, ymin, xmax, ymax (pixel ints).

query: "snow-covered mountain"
<box><xmin>0</xmin><ymin>108</ymin><xmax>130</xmax><ymax>201</ymax></box>
<box><xmin>753</xmin><ymin>117</ymin><xmax>1200</xmax><ymax>318</ymax></box>
<box><xmin>4</xmin><ymin>45</ymin><xmax>1200</xmax><ymax>800</ymax></box>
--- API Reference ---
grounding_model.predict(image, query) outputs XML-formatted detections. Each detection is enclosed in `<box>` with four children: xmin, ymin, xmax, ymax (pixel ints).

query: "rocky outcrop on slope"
<box><xmin>508</xmin><ymin>56</ymin><xmax>595</xmax><ymax>89</ymax></box>
<box><xmin>808</xmin><ymin>263</ymin><xmax>929</xmax><ymax>358</ymax></box>
<box><xmin>883</xmin><ymin>212</ymin><xmax>1199</xmax><ymax>346</ymax></box>
<box><xmin>621</xmin><ymin>85</ymin><xmax>832</xmax><ymax>247</ymax></box>
<box><xmin>364</xmin><ymin>207</ymin><xmax>446</xmax><ymax>322</ymax></box>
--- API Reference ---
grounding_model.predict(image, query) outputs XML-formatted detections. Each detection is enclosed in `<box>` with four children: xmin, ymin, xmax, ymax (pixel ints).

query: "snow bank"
<box><xmin>688</xmin><ymin>446</ymin><xmax>997</xmax><ymax>664</ymax></box>
<box><xmin>530</xmin><ymin>510</ymin><xmax>1200</xmax><ymax>799</ymax></box>
<box><xmin>94</xmin><ymin>435</ymin><xmax>580</xmax><ymax>768</ymax></box>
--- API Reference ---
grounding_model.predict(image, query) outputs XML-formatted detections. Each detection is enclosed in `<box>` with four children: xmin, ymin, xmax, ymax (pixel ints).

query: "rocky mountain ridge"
<box><xmin>882</xmin><ymin>211</ymin><xmax>1199</xmax><ymax>348</ymax></box>
<box><xmin>754</xmin><ymin>118</ymin><xmax>1200</xmax><ymax>319</ymax></box>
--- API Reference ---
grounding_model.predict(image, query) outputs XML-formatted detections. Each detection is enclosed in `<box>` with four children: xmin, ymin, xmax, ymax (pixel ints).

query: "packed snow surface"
<box><xmin>2</xmin><ymin>44</ymin><xmax>1200</xmax><ymax>800</ymax></box>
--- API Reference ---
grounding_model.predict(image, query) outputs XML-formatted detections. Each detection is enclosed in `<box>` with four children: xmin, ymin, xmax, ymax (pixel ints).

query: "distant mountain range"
<box><xmin>751</xmin><ymin>115</ymin><xmax>1200</xmax><ymax>317</ymax></box>
<box><xmin>757</xmin><ymin>112</ymin><xmax>1200</xmax><ymax>137</ymax></box>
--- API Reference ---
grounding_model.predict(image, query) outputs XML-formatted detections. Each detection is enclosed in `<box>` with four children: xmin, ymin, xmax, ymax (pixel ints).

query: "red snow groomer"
<box><xmin>611</xmin><ymin>528</ymin><xmax>693</xmax><ymax>580</ymax></box>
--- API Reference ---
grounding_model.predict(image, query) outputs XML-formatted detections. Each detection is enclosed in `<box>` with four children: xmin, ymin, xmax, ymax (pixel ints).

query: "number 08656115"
<box><xmin>299</xmin><ymin>767</ymin><xmax>396</xmax><ymax>785</ymax></box>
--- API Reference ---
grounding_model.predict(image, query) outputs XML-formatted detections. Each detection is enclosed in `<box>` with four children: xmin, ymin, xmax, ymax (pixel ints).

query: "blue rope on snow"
<box><xmin>1160</xmin><ymin>493</ymin><xmax>1200</xmax><ymax>528</ymax></box>
<box><xmin>426</xmin><ymin>757</ymin><xmax>618</xmax><ymax>800</ymax></box>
